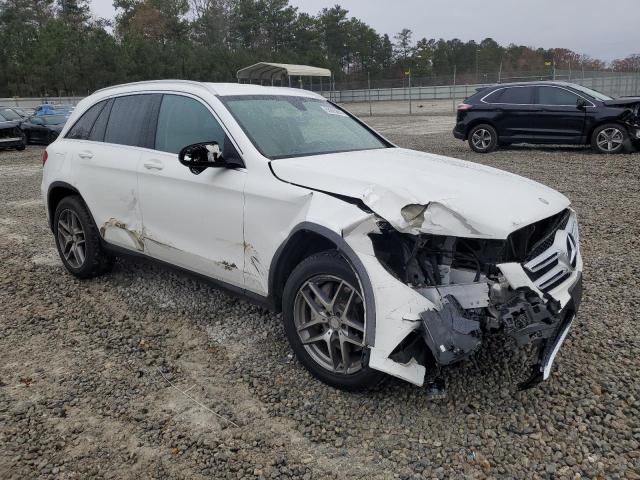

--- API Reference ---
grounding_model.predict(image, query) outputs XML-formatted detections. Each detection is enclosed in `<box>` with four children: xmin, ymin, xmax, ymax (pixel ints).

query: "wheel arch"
<box><xmin>465</xmin><ymin>118</ymin><xmax>498</xmax><ymax>138</ymax></box>
<box><xmin>47</xmin><ymin>182</ymin><xmax>86</xmax><ymax>231</ymax></box>
<box><xmin>268</xmin><ymin>222</ymin><xmax>377</xmax><ymax>347</ymax></box>
<box><xmin>586</xmin><ymin>120</ymin><xmax>629</xmax><ymax>145</ymax></box>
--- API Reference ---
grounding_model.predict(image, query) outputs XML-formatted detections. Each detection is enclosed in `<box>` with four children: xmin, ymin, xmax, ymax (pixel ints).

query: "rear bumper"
<box><xmin>452</xmin><ymin>126</ymin><xmax>466</xmax><ymax>140</ymax></box>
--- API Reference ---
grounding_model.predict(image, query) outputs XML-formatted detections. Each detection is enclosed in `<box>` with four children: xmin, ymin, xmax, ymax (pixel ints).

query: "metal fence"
<box><xmin>322</xmin><ymin>72</ymin><xmax>640</xmax><ymax>106</ymax></box>
<box><xmin>0</xmin><ymin>96</ymin><xmax>84</xmax><ymax>108</ymax></box>
<box><xmin>2</xmin><ymin>70</ymin><xmax>639</xmax><ymax>116</ymax></box>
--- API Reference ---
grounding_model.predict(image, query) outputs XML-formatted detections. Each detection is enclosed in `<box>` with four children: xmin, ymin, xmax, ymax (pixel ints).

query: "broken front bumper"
<box><xmin>518</xmin><ymin>272</ymin><xmax>582</xmax><ymax>389</ymax></box>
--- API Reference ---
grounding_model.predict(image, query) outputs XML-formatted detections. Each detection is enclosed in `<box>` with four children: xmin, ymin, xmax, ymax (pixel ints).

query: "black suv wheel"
<box><xmin>468</xmin><ymin>124</ymin><xmax>498</xmax><ymax>153</ymax></box>
<box><xmin>592</xmin><ymin>123</ymin><xmax>628</xmax><ymax>154</ymax></box>
<box><xmin>282</xmin><ymin>250</ymin><xmax>383</xmax><ymax>391</ymax></box>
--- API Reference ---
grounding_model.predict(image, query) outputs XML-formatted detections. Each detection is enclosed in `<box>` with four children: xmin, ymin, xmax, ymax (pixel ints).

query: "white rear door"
<box><xmin>69</xmin><ymin>95</ymin><xmax>158</xmax><ymax>252</ymax></box>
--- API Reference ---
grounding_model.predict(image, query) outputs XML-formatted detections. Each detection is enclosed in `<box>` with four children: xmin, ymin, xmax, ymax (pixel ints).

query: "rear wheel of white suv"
<box><xmin>54</xmin><ymin>196</ymin><xmax>114</xmax><ymax>279</ymax></box>
<box><xmin>282</xmin><ymin>251</ymin><xmax>383</xmax><ymax>391</ymax></box>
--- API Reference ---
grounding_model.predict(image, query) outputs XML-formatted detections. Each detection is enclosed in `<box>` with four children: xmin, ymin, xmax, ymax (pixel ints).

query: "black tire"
<box><xmin>23</xmin><ymin>132</ymin><xmax>30</xmax><ymax>145</ymax></box>
<box><xmin>282</xmin><ymin>250</ymin><xmax>383</xmax><ymax>391</ymax></box>
<box><xmin>53</xmin><ymin>195</ymin><xmax>114</xmax><ymax>279</ymax></box>
<box><xmin>16</xmin><ymin>132</ymin><xmax>26</xmax><ymax>151</ymax></box>
<box><xmin>47</xmin><ymin>131</ymin><xmax>58</xmax><ymax>145</ymax></box>
<box><xmin>468</xmin><ymin>124</ymin><xmax>498</xmax><ymax>153</ymax></box>
<box><xmin>591</xmin><ymin>123</ymin><xmax>628</xmax><ymax>154</ymax></box>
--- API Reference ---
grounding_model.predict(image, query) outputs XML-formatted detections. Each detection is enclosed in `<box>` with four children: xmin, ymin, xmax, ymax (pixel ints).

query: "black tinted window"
<box><xmin>537</xmin><ymin>87</ymin><xmax>580</xmax><ymax>106</ymax></box>
<box><xmin>487</xmin><ymin>87</ymin><xmax>534</xmax><ymax>104</ymax></box>
<box><xmin>104</xmin><ymin>95</ymin><xmax>154</xmax><ymax>147</ymax></box>
<box><xmin>89</xmin><ymin>99</ymin><xmax>113</xmax><ymax>142</ymax></box>
<box><xmin>66</xmin><ymin>101</ymin><xmax>106</xmax><ymax>140</ymax></box>
<box><xmin>155</xmin><ymin>95</ymin><xmax>225</xmax><ymax>154</ymax></box>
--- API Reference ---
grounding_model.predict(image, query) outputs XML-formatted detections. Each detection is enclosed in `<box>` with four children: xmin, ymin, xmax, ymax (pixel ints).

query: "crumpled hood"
<box><xmin>603</xmin><ymin>97</ymin><xmax>640</xmax><ymax>107</ymax></box>
<box><xmin>270</xmin><ymin>148</ymin><xmax>570</xmax><ymax>239</ymax></box>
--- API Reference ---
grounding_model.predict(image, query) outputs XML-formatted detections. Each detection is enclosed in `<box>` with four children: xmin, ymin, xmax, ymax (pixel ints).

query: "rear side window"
<box><xmin>104</xmin><ymin>95</ymin><xmax>155</xmax><ymax>147</ymax></box>
<box><xmin>154</xmin><ymin>94</ymin><xmax>225</xmax><ymax>154</ymax></box>
<box><xmin>66</xmin><ymin>101</ymin><xmax>107</xmax><ymax>140</ymax></box>
<box><xmin>88</xmin><ymin>99</ymin><xmax>113</xmax><ymax>142</ymax></box>
<box><xmin>537</xmin><ymin>86</ymin><xmax>580</xmax><ymax>106</ymax></box>
<box><xmin>484</xmin><ymin>87</ymin><xmax>534</xmax><ymax>105</ymax></box>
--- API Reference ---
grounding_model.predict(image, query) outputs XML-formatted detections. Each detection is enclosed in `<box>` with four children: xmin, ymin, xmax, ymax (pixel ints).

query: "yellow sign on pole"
<box><xmin>544</xmin><ymin>61</ymin><xmax>552</xmax><ymax>66</ymax></box>
<box><xmin>405</xmin><ymin>69</ymin><xmax>411</xmax><ymax>76</ymax></box>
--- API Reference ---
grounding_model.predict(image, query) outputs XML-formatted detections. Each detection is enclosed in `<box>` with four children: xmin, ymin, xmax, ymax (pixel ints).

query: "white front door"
<box><xmin>137</xmin><ymin>93</ymin><xmax>246</xmax><ymax>287</ymax></box>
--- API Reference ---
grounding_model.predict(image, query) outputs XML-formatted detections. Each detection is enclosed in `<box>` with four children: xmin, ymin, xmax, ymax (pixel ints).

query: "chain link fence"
<box><xmin>2</xmin><ymin>70</ymin><xmax>639</xmax><ymax>117</ymax></box>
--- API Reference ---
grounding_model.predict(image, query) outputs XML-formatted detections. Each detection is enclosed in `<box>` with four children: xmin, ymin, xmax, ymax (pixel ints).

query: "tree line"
<box><xmin>0</xmin><ymin>0</ymin><xmax>637</xmax><ymax>97</ymax></box>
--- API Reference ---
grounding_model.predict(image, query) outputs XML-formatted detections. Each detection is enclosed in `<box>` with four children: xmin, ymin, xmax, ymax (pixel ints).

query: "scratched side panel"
<box><xmin>71</xmin><ymin>141</ymin><xmax>144</xmax><ymax>252</ymax></box>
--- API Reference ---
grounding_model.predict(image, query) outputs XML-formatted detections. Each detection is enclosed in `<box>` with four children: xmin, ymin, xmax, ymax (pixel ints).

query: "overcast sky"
<box><xmin>89</xmin><ymin>0</ymin><xmax>637</xmax><ymax>62</ymax></box>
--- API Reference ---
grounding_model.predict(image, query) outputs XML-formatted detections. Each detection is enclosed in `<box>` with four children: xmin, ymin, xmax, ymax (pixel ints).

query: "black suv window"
<box><xmin>537</xmin><ymin>86</ymin><xmax>580</xmax><ymax>106</ymax></box>
<box><xmin>104</xmin><ymin>94</ymin><xmax>155</xmax><ymax>147</ymax></box>
<box><xmin>485</xmin><ymin>87</ymin><xmax>534</xmax><ymax>105</ymax></box>
<box><xmin>155</xmin><ymin>94</ymin><xmax>225</xmax><ymax>154</ymax></box>
<box><xmin>66</xmin><ymin>101</ymin><xmax>107</xmax><ymax>140</ymax></box>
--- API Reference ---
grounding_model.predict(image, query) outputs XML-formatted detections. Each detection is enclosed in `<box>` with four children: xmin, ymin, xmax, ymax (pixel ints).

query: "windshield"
<box><xmin>0</xmin><ymin>108</ymin><xmax>21</xmax><ymax>120</ymax></box>
<box><xmin>42</xmin><ymin>115</ymin><xmax>67</xmax><ymax>125</ymax></box>
<box><xmin>220</xmin><ymin>95</ymin><xmax>389</xmax><ymax>159</ymax></box>
<box><xmin>569</xmin><ymin>84</ymin><xmax>613</xmax><ymax>101</ymax></box>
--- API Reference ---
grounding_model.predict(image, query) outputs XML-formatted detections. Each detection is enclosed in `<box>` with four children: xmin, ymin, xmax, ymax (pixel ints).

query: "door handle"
<box><xmin>144</xmin><ymin>160</ymin><xmax>164</xmax><ymax>171</ymax></box>
<box><xmin>78</xmin><ymin>151</ymin><xmax>94</xmax><ymax>159</ymax></box>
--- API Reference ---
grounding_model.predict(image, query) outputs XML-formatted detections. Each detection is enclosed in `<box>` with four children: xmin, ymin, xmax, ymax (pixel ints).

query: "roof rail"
<box><xmin>93</xmin><ymin>79</ymin><xmax>208</xmax><ymax>95</ymax></box>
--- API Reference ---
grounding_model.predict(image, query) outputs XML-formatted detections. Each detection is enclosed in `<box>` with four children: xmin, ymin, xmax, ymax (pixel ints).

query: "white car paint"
<box><xmin>270</xmin><ymin>148</ymin><xmax>570</xmax><ymax>239</ymax></box>
<box><xmin>42</xmin><ymin>80</ymin><xmax>583</xmax><ymax>387</ymax></box>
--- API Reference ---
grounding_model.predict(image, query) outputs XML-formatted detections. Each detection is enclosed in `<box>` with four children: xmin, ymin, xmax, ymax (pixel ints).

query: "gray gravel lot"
<box><xmin>1</xmin><ymin>119</ymin><xmax>639</xmax><ymax>479</ymax></box>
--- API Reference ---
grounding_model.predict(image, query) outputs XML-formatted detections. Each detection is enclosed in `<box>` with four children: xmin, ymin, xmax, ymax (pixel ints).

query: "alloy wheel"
<box><xmin>596</xmin><ymin>128</ymin><xmax>623</xmax><ymax>152</ymax></box>
<box><xmin>57</xmin><ymin>209</ymin><xmax>86</xmax><ymax>268</ymax></box>
<box><xmin>471</xmin><ymin>128</ymin><xmax>492</xmax><ymax>150</ymax></box>
<box><xmin>293</xmin><ymin>275</ymin><xmax>366</xmax><ymax>374</ymax></box>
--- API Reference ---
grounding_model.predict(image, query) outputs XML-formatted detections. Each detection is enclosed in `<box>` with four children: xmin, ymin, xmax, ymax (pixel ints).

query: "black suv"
<box><xmin>453</xmin><ymin>81</ymin><xmax>640</xmax><ymax>154</ymax></box>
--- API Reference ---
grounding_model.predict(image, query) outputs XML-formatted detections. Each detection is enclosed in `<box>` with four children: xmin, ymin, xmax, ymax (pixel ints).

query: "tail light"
<box><xmin>42</xmin><ymin>149</ymin><xmax>48</xmax><ymax>165</ymax></box>
<box><xmin>457</xmin><ymin>103</ymin><xmax>473</xmax><ymax>111</ymax></box>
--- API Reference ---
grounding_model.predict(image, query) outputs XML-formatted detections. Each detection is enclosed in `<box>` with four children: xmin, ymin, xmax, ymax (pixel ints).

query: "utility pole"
<box><xmin>475</xmin><ymin>49</ymin><xmax>479</xmax><ymax>83</ymax></box>
<box><xmin>408</xmin><ymin>69</ymin><xmax>412</xmax><ymax>115</ymax></box>
<box><xmin>368</xmin><ymin>71</ymin><xmax>372</xmax><ymax>117</ymax></box>
<box><xmin>452</xmin><ymin>65</ymin><xmax>457</xmax><ymax>113</ymax></box>
<box><xmin>498</xmin><ymin>60</ymin><xmax>503</xmax><ymax>83</ymax></box>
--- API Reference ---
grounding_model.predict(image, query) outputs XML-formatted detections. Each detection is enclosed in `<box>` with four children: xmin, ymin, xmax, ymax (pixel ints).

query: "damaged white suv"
<box><xmin>42</xmin><ymin>81</ymin><xmax>583</xmax><ymax>391</ymax></box>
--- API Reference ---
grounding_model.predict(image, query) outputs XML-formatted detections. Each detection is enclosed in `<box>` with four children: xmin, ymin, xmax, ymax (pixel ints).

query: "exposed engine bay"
<box><xmin>368</xmin><ymin>208</ymin><xmax>582</xmax><ymax>388</ymax></box>
<box><xmin>607</xmin><ymin>98</ymin><xmax>640</xmax><ymax>142</ymax></box>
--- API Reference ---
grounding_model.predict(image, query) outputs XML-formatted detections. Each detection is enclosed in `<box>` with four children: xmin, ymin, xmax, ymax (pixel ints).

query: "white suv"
<box><xmin>42</xmin><ymin>81</ymin><xmax>583</xmax><ymax>391</ymax></box>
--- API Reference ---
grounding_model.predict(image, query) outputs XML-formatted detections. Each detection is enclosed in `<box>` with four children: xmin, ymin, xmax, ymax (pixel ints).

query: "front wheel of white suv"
<box><xmin>282</xmin><ymin>251</ymin><xmax>383</xmax><ymax>391</ymax></box>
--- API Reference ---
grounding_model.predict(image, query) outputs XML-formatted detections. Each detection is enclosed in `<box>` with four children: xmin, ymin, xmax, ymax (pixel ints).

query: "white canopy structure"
<box><xmin>237</xmin><ymin>62</ymin><xmax>332</xmax><ymax>88</ymax></box>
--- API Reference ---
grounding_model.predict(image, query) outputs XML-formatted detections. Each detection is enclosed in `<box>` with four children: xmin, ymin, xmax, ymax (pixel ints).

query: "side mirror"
<box><xmin>576</xmin><ymin>98</ymin><xmax>588</xmax><ymax>110</ymax></box>
<box><xmin>178</xmin><ymin>142</ymin><xmax>227</xmax><ymax>175</ymax></box>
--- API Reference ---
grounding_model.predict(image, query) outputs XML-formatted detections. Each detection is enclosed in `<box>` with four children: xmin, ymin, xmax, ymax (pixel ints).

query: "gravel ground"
<box><xmin>1</xmin><ymin>121</ymin><xmax>639</xmax><ymax>479</ymax></box>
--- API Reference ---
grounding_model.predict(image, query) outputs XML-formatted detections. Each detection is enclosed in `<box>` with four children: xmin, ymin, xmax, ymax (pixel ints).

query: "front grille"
<box><xmin>521</xmin><ymin>210</ymin><xmax>577</xmax><ymax>293</ymax></box>
<box><xmin>526</xmin><ymin>209</ymin><xmax>571</xmax><ymax>261</ymax></box>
